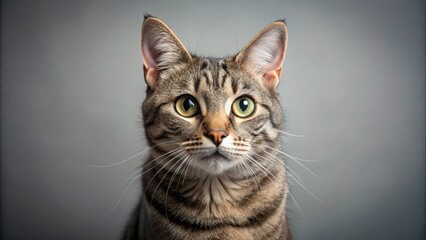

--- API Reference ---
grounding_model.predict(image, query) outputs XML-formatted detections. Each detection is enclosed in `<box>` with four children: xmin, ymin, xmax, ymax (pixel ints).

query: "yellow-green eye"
<box><xmin>175</xmin><ymin>95</ymin><xmax>199</xmax><ymax>117</ymax></box>
<box><xmin>232</xmin><ymin>96</ymin><xmax>255</xmax><ymax>118</ymax></box>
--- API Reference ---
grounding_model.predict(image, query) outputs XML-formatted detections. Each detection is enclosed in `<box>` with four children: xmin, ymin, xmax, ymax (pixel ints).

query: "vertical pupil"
<box><xmin>239</xmin><ymin>99</ymin><xmax>249</xmax><ymax>111</ymax></box>
<box><xmin>183</xmin><ymin>98</ymin><xmax>194</xmax><ymax>111</ymax></box>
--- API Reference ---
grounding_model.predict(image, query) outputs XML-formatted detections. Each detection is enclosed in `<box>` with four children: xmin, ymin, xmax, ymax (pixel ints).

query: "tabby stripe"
<box><xmin>147</xmin><ymin>164</ymin><xmax>206</xmax><ymax>209</ymax></box>
<box><xmin>143</xmin><ymin>102</ymin><xmax>168</xmax><ymax>127</ymax></box>
<box><xmin>244</xmin><ymin>191</ymin><xmax>283</xmax><ymax>226</ymax></box>
<box><xmin>252</xmin><ymin>117</ymin><xmax>268</xmax><ymax>133</ymax></box>
<box><xmin>164</xmin><ymin>124</ymin><xmax>180</xmax><ymax>132</ymax></box>
<box><xmin>200</xmin><ymin>60</ymin><xmax>209</xmax><ymax>70</ymax></box>
<box><xmin>151</xmin><ymin>131</ymin><xmax>170</xmax><ymax>141</ymax></box>
<box><xmin>194</xmin><ymin>75</ymin><xmax>201</xmax><ymax>92</ymax></box>
<box><xmin>147</xmin><ymin>189</ymin><xmax>284</xmax><ymax>231</ymax></box>
<box><xmin>220</xmin><ymin>61</ymin><xmax>229</xmax><ymax>74</ymax></box>
<box><xmin>202</xmin><ymin>92</ymin><xmax>211</xmax><ymax>108</ymax></box>
<box><xmin>260</xmin><ymin>103</ymin><xmax>279</xmax><ymax>128</ymax></box>
<box><xmin>202</xmin><ymin>71</ymin><xmax>211</xmax><ymax>87</ymax></box>
<box><xmin>236</xmin><ymin>169</ymin><xmax>277</xmax><ymax>207</ymax></box>
<box><xmin>241</xmin><ymin>82</ymin><xmax>251</xmax><ymax>90</ymax></box>
<box><xmin>220</xmin><ymin>73</ymin><xmax>228</xmax><ymax>89</ymax></box>
<box><xmin>232</xmin><ymin>77</ymin><xmax>239</xmax><ymax>94</ymax></box>
<box><xmin>260</xmin><ymin>216</ymin><xmax>284</xmax><ymax>240</ymax></box>
<box><xmin>254</xmin><ymin>130</ymin><xmax>275</xmax><ymax>143</ymax></box>
<box><xmin>152</xmin><ymin>145</ymin><xmax>168</xmax><ymax>154</ymax></box>
<box><xmin>170</xmin><ymin>188</ymin><xmax>206</xmax><ymax>209</ymax></box>
<box><xmin>230</xmin><ymin>166</ymin><xmax>265</xmax><ymax>181</ymax></box>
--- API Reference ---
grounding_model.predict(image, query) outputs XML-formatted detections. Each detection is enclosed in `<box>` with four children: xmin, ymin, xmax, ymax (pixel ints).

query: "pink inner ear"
<box><xmin>267</xmin><ymin>44</ymin><xmax>285</xmax><ymax>72</ymax></box>
<box><xmin>262</xmin><ymin>69</ymin><xmax>280</xmax><ymax>89</ymax></box>
<box><xmin>142</xmin><ymin>34</ymin><xmax>160</xmax><ymax>86</ymax></box>
<box><xmin>143</xmin><ymin>65</ymin><xmax>158</xmax><ymax>86</ymax></box>
<box><xmin>142</xmin><ymin>36</ymin><xmax>158</xmax><ymax>71</ymax></box>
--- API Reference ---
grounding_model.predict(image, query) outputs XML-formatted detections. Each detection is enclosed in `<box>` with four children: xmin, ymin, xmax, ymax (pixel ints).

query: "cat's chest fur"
<box><xmin>141</xmin><ymin>162</ymin><xmax>288</xmax><ymax>240</ymax></box>
<box><xmin>158</xmin><ymin>172</ymin><xmax>284</xmax><ymax>218</ymax></box>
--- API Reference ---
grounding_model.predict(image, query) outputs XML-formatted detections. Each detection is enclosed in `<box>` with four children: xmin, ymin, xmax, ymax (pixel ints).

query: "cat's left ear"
<box><xmin>235</xmin><ymin>20</ymin><xmax>288</xmax><ymax>90</ymax></box>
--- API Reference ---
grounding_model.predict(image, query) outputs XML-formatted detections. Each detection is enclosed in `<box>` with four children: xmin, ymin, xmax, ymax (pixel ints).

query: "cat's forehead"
<box><xmin>155</xmin><ymin>55</ymin><xmax>263</xmax><ymax>102</ymax></box>
<box><xmin>158</xmin><ymin>57</ymin><xmax>228</xmax><ymax>91</ymax></box>
<box><xmin>196</xmin><ymin>57</ymin><xmax>228</xmax><ymax>80</ymax></box>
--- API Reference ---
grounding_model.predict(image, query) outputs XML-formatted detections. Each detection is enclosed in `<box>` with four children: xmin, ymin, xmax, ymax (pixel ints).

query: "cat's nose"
<box><xmin>205</xmin><ymin>130</ymin><xmax>228</xmax><ymax>147</ymax></box>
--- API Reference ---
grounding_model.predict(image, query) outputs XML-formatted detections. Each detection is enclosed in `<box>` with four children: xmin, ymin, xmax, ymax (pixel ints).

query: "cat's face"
<box><xmin>141</xmin><ymin>16</ymin><xmax>287</xmax><ymax>175</ymax></box>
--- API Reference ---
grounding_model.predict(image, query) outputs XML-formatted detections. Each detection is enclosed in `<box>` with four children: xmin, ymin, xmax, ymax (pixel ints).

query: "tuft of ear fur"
<box><xmin>141</xmin><ymin>15</ymin><xmax>192</xmax><ymax>88</ymax></box>
<box><xmin>235</xmin><ymin>20</ymin><xmax>288</xmax><ymax>90</ymax></box>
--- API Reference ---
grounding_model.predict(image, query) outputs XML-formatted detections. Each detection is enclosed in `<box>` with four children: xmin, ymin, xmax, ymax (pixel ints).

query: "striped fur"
<box><xmin>123</xmin><ymin>15</ymin><xmax>291</xmax><ymax>240</ymax></box>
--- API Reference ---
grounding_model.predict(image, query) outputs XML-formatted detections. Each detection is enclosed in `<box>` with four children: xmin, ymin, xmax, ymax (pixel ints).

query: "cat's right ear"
<box><xmin>141</xmin><ymin>15</ymin><xmax>192</xmax><ymax>88</ymax></box>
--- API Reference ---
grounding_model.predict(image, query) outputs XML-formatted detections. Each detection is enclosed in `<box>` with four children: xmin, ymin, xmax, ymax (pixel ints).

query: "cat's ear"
<box><xmin>235</xmin><ymin>20</ymin><xmax>288</xmax><ymax>90</ymax></box>
<box><xmin>141</xmin><ymin>15</ymin><xmax>192</xmax><ymax>88</ymax></box>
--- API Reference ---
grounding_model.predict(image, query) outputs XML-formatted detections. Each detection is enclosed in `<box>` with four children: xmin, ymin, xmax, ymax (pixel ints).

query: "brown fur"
<box><xmin>123</xmin><ymin>15</ymin><xmax>291</xmax><ymax>240</ymax></box>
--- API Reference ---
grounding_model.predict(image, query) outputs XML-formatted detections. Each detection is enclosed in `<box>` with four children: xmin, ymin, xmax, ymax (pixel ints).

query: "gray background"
<box><xmin>1</xmin><ymin>0</ymin><xmax>424</xmax><ymax>239</ymax></box>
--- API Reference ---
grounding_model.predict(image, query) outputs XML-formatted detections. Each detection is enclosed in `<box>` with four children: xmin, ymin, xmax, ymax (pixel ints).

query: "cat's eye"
<box><xmin>175</xmin><ymin>95</ymin><xmax>199</xmax><ymax>117</ymax></box>
<box><xmin>232</xmin><ymin>96</ymin><xmax>255</xmax><ymax>118</ymax></box>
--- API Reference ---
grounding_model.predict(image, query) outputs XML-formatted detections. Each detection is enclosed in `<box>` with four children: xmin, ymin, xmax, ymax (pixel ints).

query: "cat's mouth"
<box><xmin>195</xmin><ymin>151</ymin><xmax>234</xmax><ymax>175</ymax></box>
<box><xmin>200</xmin><ymin>151</ymin><xmax>230</xmax><ymax>162</ymax></box>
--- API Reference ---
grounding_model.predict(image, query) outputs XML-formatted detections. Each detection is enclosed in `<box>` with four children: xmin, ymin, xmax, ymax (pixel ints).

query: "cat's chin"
<box><xmin>192</xmin><ymin>153</ymin><xmax>237</xmax><ymax>175</ymax></box>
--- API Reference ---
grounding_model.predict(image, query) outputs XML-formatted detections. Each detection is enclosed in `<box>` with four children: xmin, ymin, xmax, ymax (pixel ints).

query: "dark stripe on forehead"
<box><xmin>219</xmin><ymin>61</ymin><xmax>229</xmax><ymax>89</ymax></box>
<box><xmin>194</xmin><ymin>75</ymin><xmax>201</xmax><ymax>92</ymax></box>
<box><xmin>200</xmin><ymin>59</ymin><xmax>209</xmax><ymax>70</ymax></box>
<box><xmin>202</xmin><ymin>71</ymin><xmax>212</xmax><ymax>87</ymax></box>
<box><xmin>220</xmin><ymin>61</ymin><xmax>229</xmax><ymax>74</ymax></box>
<box><xmin>212</xmin><ymin>61</ymin><xmax>221</xmax><ymax>89</ymax></box>
<box><xmin>232</xmin><ymin>77</ymin><xmax>238</xmax><ymax>94</ymax></box>
<box><xmin>220</xmin><ymin>74</ymin><xmax>227</xmax><ymax>89</ymax></box>
<box><xmin>200</xmin><ymin>59</ymin><xmax>212</xmax><ymax>87</ymax></box>
<box><xmin>242</xmin><ymin>82</ymin><xmax>252</xmax><ymax>90</ymax></box>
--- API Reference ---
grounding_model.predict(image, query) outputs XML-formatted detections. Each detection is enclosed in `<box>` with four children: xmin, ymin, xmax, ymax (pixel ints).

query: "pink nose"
<box><xmin>205</xmin><ymin>130</ymin><xmax>228</xmax><ymax>146</ymax></box>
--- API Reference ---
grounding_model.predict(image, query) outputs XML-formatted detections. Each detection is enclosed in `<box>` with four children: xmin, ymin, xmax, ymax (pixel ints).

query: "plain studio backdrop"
<box><xmin>1</xmin><ymin>0</ymin><xmax>424</xmax><ymax>239</ymax></box>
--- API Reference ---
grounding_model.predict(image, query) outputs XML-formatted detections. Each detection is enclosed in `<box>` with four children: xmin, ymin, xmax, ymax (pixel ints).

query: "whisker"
<box><xmin>149</xmin><ymin>152</ymin><xmax>188</xmax><ymax>206</ymax></box>
<box><xmin>238</xmin><ymin>157</ymin><xmax>260</xmax><ymax>191</ymax></box>
<box><xmin>194</xmin><ymin>27</ymin><xmax>207</xmax><ymax>55</ymax></box>
<box><xmin>277</xmin><ymin>130</ymin><xmax>305</xmax><ymax>138</ymax></box>
<box><xmin>87</xmin><ymin>141</ymin><xmax>177</xmax><ymax>168</ymax></box>
<box><xmin>165</xmin><ymin>155</ymin><xmax>189</xmax><ymax>220</ymax></box>
<box><xmin>176</xmin><ymin>21</ymin><xmax>192</xmax><ymax>53</ymax></box>
<box><xmin>287</xmin><ymin>188</ymin><xmax>304</xmax><ymax>217</ymax></box>
<box><xmin>262</xmin><ymin>146</ymin><xmax>321</xmax><ymax>179</ymax></box>
<box><xmin>110</xmin><ymin>171</ymin><xmax>142</xmax><ymax>212</ymax></box>
<box><xmin>118</xmin><ymin>148</ymin><xmax>183</xmax><ymax>188</ymax></box>
<box><xmin>255</xmin><ymin>151</ymin><xmax>307</xmax><ymax>187</ymax></box>
<box><xmin>287</xmin><ymin>171</ymin><xmax>321</xmax><ymax>203</ymax></box>
<box><xmin>178</xmin><ymin>155</ymin><xmax>195</xmax><ymax>186</ymax></box>
<box><xmin>247</xmin><ymin>147</ymin><xmax>321</xmax><ymax>203</ymax></box>
<box><xmin>233</xmin><ymin>28</ymin><xmax>239</xmax><ymax>53</ymax></box>
<box><xmin>145</xmin><ymin>150</ymin><xmax>187</xmax><ymax>194</ymax></box>
<box><xmin>111</xmin><ymin>148</ymin><xmax>184</xmax><ymax>211</ymax></box>
<box><xmin>244</xmin><ymin>154</ymin><xmax>279</xmax><ymax>183</ymax></box>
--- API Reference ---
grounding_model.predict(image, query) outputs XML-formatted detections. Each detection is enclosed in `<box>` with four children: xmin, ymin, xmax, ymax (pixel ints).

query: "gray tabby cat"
<box><xmin>123</xmin><ymin>15</ymin><xmax>291</xmax><ymax>240</ymax></box>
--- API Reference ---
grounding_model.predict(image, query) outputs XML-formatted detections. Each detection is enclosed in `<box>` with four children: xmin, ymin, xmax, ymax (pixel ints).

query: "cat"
<box><xmin>122</xmin><ymin>14</ymin><xmax>291</xmax><ymax>240</ymax></box>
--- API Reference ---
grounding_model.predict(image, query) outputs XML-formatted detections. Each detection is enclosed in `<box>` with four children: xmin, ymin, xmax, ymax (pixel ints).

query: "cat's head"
<box><xmin>141</xmin><ymin>15</ymin><xmax>287</xmax><ymax>175</ymax></box>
